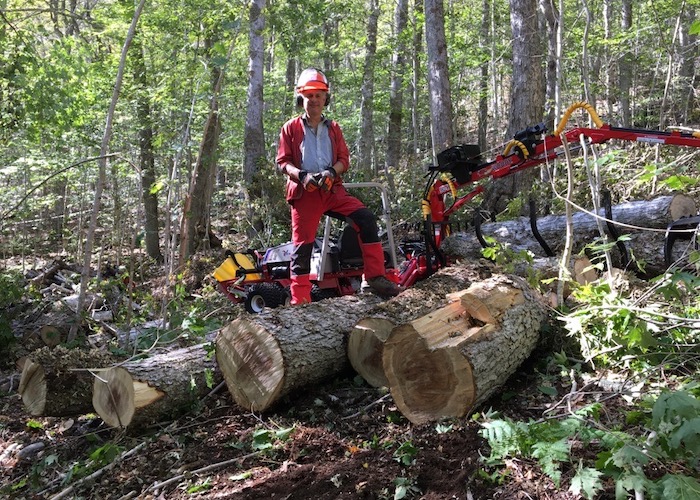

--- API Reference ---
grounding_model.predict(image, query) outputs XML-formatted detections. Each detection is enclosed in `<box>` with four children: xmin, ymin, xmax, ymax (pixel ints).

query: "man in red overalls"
<box><xmin>276</xmin><ymin>68</ymin><xmax>401</xmax><ymax>305</ymax></box>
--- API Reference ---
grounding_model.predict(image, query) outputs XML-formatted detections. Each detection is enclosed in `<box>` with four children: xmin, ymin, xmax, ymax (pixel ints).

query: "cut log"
<box><xmin>18</xmin><ymin>347</ymin><xmax>116</xmax><ymax>416</ymax></box>
<box><xmin>347</xmin><ymin>265</ymin><xmax>484</xmax><ymax>388</ymax></box>
<box><xmin>216</xmin><ymin>294</ymin><xmax>384</xmax><ymax>412</ymax></box>
<box><xmin>441</xmin><ymin>194</ymin><xmax>696</xmax><ymax>275</ymax></box>
<box><xmin>382</xmin><ymin>275</ymin><xmax>548</xmax><ymax>425</ymax></box>
<box><xmin>92</xmin><ymin>342</ymin><xmax>222</xmax><ymax>429</ymax></box>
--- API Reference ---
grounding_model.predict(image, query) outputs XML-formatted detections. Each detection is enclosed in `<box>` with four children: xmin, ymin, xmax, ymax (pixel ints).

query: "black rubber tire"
<box><xmin>244</xmin><ymin>283</ymin><xmax>287</xmax><ymax>313</ymax></box>
<box><xmin>311</xmin><ymin>284</ymin><xmax>339</xmax><ymax>302</ymax></box>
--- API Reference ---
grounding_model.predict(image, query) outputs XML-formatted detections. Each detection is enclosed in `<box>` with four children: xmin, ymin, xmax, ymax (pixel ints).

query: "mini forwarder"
<box><xmin>215</xmin><ymin>102</ymin><xmax>700</xmax><ymax>312</ymax></box>
<box><xmin>213</xmin><ymin>182</ymin><xmax>400</xmax><ymax>313</ymax></box>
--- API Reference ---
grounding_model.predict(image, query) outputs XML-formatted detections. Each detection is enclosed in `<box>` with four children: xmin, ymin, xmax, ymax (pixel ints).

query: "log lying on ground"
<box><xmin>216</xmin><ymin>294</ymin><xmax>385</xmax><ymax>412</ymax></box>
<box><xmin>18</xmin><ymin>347</ymin><xmax>116</xmax><ymax>416</ymax></box>
<box><xmin>382</xmin><ymin>275</ymin><xmax>548</xmax><ymax>425</ymax></box>
<box><xmin>92</xmin><ymin>342</ymin><xmax>222</xmax><ymax>429</ymax></box>
<box><xmin>347</xmin><ymin>265</ymin><xmax>486</xmax><ymax>388</ymax></box>
<box><xmin>441</xmin><ymin>194</ymin><xmax>696</xmax><ymax>274</ymax></box>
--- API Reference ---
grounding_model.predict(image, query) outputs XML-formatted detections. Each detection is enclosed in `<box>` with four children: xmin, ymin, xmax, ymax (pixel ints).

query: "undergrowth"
<box><xmin>475</xmin><ymin>252</ymin><xmax>700</xmax><ymax>499</ymax></box>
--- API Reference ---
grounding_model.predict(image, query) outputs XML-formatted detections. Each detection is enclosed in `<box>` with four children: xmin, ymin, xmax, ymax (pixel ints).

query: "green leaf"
<box><xmin>669</xmin><ymin>417</ymin><xmax>700</xmax><ymax>455</ymax></box>
<box><xmin>614</xmin><ymin>473</ymin><xmax>648</xmax><ymax>500</ymax></box>
<box><xmin>538</xmin><ymin>385</ymin><xmax>558</xmax><ymax>396</ymax></box>
<box><xmin>658</xmin><ymin>474</ymin><xmax>700</xmax><ymax>500</ymax></box>
<box><xmin>532</xmin><ymin>439</ymin><xmax>569</xmax><ymax>486</ymax></box>
<box><xmin>652</xmin><ymin>391</ymin><xmax>700</xmax><ymax>427</ymax></box>
<box><xmin>26</xmin><ymin>419</ymin><xmax>44</xmax><ymax>430</ymax></box>
<box><xmin>611</xmin><ymin>443</ymin><xmax>650</xmax><ymax>469</ymax></box>
<box><xmin>569</xmin><ymin>462</ymin><xmax>604</xmax><ymax>500</ymax></box>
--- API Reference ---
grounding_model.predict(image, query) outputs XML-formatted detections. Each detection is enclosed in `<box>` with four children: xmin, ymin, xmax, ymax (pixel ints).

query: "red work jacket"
<box><xmin>276</xmin><ymin>115</ymin><xmax>350</xmax><ymax>202</ymax></box>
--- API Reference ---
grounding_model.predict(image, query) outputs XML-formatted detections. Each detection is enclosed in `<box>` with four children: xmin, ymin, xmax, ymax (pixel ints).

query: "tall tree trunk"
<box><xmin>478</xmin><ymin>0</ymin><xmax>490</xmax><ymax>150</ymax></box>
<box><xmin>539</xmin><ymin>0</ymin><xmax>559</xmax><ymax>132</ymax></box>
<box><xmin>603</xmin><ymin>0</ymin><xmax>613</xmax><ymax>118</ymax></box>
<box><xmin>678</xmin><ymin>6</ymin><xmax>697</xmax><ymax>123</ymax></box>
<box><xmin>178</xmin><ymin>37</ymin><xmax>223</xmax><ymax>265</ymax></box>
<box><xmin>424</xmin><ymin>0</ymin><xmax>454</xmax><ymax>156</ymax></box>
<box><xmin>619</xmin><ymin>0</ymin><xmax>633</xmax><ymax>126</ymax></box>
<box><xmin>356</xmin><ymin>0</ymin><xmax>379</xmax><ymax>177</ymax></box>
<box><xmin>482</xmin><ymin>0</ymin><xmax>544</xmax><ymax>217</ymax></box>
<box><xmin>411</xmin><ymin>0</ymin><xmax>424</xmax><ymax>158</ymax></box>
<box><xmin>133</xmin><ymin>33</ymin><xmax>163</xmax><ymax>263</ymax></box>
<box><xmin>243</xmin><ymin>0</ymin><xmax>267</xmax><ymax>237</ymax></box>
<box><xmin>385</xmin><ymin>0</ymin><xmax>408</xmax><ymax>175</ymax></box>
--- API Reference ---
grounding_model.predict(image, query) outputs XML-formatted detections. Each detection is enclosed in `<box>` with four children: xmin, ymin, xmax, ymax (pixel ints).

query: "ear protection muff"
<box><xmin>295</xmin><ymin>92</ymin><xmax>331</xmax><ymax>107</ymax></box>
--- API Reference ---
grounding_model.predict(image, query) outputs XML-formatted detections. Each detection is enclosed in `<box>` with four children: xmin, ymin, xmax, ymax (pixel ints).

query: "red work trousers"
<box><xmin>289</xmin><ymin>184</ymin><xmax>385</xmax><ymax>305</ymax></box>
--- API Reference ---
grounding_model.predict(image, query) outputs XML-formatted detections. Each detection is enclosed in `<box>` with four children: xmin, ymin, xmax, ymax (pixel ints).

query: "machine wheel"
<box><xmin>311</xmin><ymin>284</ymin><xmax>339</xmax><ymax>302</ymax></box>
<box><xmin>244</xmin><ymin>283</ymin><xmax>287</xmax><ymax>313</ymax></box>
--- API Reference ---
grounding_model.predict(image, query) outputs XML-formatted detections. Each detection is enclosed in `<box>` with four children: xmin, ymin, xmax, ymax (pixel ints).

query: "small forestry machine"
<box><xmin>215</xmin><ymin>102</ymin><xmax>700</xmax><ymax>311</ymax></box>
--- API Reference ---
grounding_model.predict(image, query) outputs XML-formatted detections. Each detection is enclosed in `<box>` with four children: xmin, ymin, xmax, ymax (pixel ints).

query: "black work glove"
<box><xmin>299</xmin><ymin>170</ymin><xmax>319</xmax><ymax>192</ymax></box>
<box><xmin>317</xmin><ymin>168</ymin><xmax>337</xmax><ymax>192</ymax></box>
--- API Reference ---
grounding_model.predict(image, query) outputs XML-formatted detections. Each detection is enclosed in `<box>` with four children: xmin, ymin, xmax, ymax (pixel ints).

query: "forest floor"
<box><xmin>1</xmin><ymin>353</ymin><xmax>590</xmax><ymax>500</ymax></box>
<box><xmin>0</xmin><ymin>254</ymin><xmax>611</xmax><ymax>499</ymax></box>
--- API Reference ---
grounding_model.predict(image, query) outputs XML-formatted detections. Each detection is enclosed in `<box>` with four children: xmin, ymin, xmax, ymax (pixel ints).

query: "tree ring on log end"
<box><xmin>92</xmin><ymin>367</ymin><xmax>135</xmax><ymax>429</ymax></box>
<box><xmin>216</xmin><ymin>319</ymin><xmax>285</xmax><ymax>412</ymax></box>
<box><xmin>348</xmin><ymin>318</ymin><xmax>393</xmax><ymax>388</ymax></box>
<box><xmin>19</xmin><ymin>360</ymin><xmax>47</xmax><ymax>415</ymax></box>
<box><xmin>383</xmin><ymin>327</ymin><xmax>475</xmax><ymax>425</ymax></box>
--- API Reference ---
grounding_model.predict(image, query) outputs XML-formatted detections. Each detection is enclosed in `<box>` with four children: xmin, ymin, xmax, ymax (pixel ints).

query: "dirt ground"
<box><xmin>0</xmin><ymin>350</ymin><xmax>590</xmax><ymax>500</ymax></box>
<box><xmin>0</xmin><ymin>256</ymin><xmax>590</xmax><ymax>499</ymax></box>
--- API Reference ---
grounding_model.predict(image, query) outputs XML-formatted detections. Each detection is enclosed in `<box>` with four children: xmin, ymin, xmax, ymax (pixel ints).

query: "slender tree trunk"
<box><xmin>356</xmin><ymin>0</ymin><xmax>379</xmax><ymax>177</ymax></box>
<box><xmin>603</xmin><ymin>0</ymin><xmax>613</xmax><ymax>118</ymax></box>
<box><xmin>243</xmin><ymin>0</ymin><xmax>267</xmax><ymax>237</ymax></box>
<box><xmin>478</xmin><ymin>0</ymin><xmax>490</xmax><ymax>150</ymax></box>
<box><xmin>619</xmin><ymin>0</ymin><xmax>633</xmax><ymax>126</ymax></box>
<box><xmin>411</xmin><ymin>0</ymin><xmax>424</xmax><ymax>157</ymax></box>
<box><xmin>133</xmin><ymin>34</ymin><xmax>163</xmax><ymax>263</ymax></box>
<box><xmin>678</xmin><ymin>6</ymin><xmax>697</xmax><ymax>122</ymax></box>
<box><xmin>424</xmin><ymin>0</ymin><xmax>454</xmax><ymax>155</ymax></box>
<box><xmin>385</xmin><ymin>0</ymin><xmax>408</xmax><ymax>175</ymax></box>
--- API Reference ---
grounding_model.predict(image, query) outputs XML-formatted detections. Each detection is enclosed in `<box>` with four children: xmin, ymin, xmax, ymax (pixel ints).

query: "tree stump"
<box><xmin>347</xmin><ymin>265</ymin><xmax>484</xmax><ymax>388</ymax></box>
<box><xmin>216</xmin><ymin>294</ymin><xmax>384</xmax><ymax>412</ymax></box>
<box><xmin>18</xmin><ymin>347</ymin><xmax>116</xmax><ymax>416</ymax></box>
<box><xmin>92</xmin><ymin>342</ymin><xmax>222</xmax><ymax>429</ymax></box>
<box><xmin>382</xmin><ymin>275</ymin><xmax>548</xmax><ymax>424</ymax></box>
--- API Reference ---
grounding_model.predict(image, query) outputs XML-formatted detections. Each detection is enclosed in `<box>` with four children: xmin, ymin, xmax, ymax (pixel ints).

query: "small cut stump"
<box><xmin>382</xmin><ymin>274</ymin><xmax>548</xmax><ymax>425</ymax></box>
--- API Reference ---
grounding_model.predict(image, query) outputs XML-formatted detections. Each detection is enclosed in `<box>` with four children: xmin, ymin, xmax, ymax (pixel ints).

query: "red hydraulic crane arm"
<box><xmin>422</xmin><ymin>102</ymin><xmax>700</xmax><ymax>248</ymax></box>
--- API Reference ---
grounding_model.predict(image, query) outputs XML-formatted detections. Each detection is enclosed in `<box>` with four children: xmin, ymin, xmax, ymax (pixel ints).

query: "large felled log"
<box><xmin>441</xmin><ymin>194</ymin><xmax>696</xmax><ymax>271</ymax></box>
<box><xmin>347</xmin><ymin>265</ymin><xmax>486</xmax><ymax>388</ymax></box>
<box><xmin>92</xmin><ymin>342</ymin><xmax>222</xmax><ymax>429</ymax></box>
<box><xmin>18</xmin><ymin>347</ymin><xmax>116</xmax><ymax>416</ymax></box>
<box><xmin>382</xmin><ymin>275</ymin><xmax>548</xmax><ymax>425</ymax></box>
<box><xmin>216</xmin><ymin>294</ymin><xmax>385</xmax><ymax>412</ymax></box>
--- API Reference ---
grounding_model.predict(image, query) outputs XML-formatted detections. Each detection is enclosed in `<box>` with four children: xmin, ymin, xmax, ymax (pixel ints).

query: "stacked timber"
<box><xmin>217</xmin><ymin>265</ymin><xmax>550</xmax><ymax>424</ymax></box>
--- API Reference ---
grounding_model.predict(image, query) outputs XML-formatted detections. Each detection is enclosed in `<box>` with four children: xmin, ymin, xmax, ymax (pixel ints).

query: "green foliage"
<box><xmin>393</xmin><ymin>440</ymin><xmax>418</xmax><ymax>466</ymax></box>
<box><xmin>480</xmin><ymin>236</ymin><xmax>534</xmax><ymax>272</ymax></box>
<box><xmin>250</xmin><ymin>425</ymin><xmax>294</xmax><ymax>452</ymax></box>
<box><xmin>393</xmin><ymin>476</ymin><xmax>421</xmax><ymax>499</ymax></box>
<box><xmin>479</xmin><ymin>390</ymin><xmax>700</xmax><ymax>500</ymax></box>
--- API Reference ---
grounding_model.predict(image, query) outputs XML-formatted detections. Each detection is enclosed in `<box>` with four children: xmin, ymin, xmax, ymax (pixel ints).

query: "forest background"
<box><xmin>1</xmin><ymin>0</ymin><xmax>700</xmax><ymax>498</ymax></box>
